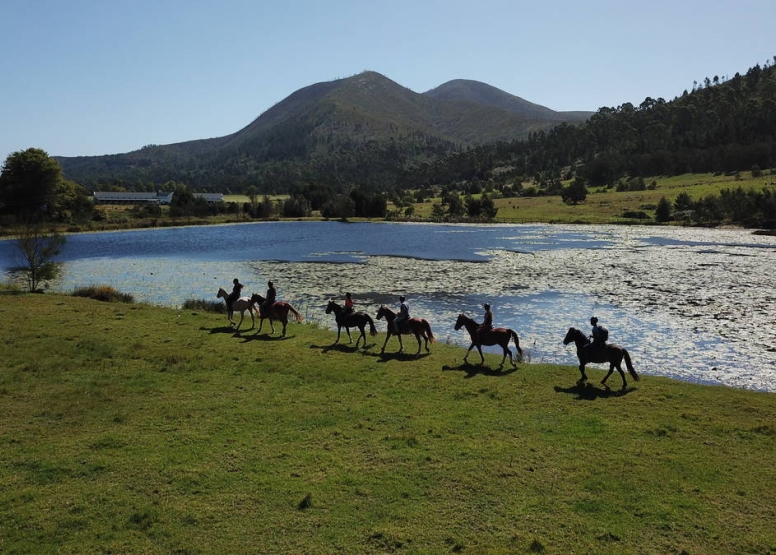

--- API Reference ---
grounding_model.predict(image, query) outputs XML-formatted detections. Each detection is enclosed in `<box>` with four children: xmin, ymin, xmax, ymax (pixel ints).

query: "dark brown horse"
<box><xmin>376</xmin><ymin>305</ymin><xmax>434</xmax><ymax>356</ymax></box>
<box><xmin>325</xmin><ymin>300</ymin><xmax>377</xmax><ymax>349</ymax></box>
<box><xmin>217</xmin><ymin>287</ymin><xmax>258</xmax><ymax>331</ymax></box>
<box><xmin>563</xmin><ymin>327</ymin><xmax>640</xmax><ymax>389</ymax></box>
<box><xmin>250</xmin><ymin>293</ymin><xmax>304</xmax><ymax>337</ymax></box>
<box><xmin>454</xmin><ymin>314</ymin><xmax>523</xmax><ymax>369</ymax></box>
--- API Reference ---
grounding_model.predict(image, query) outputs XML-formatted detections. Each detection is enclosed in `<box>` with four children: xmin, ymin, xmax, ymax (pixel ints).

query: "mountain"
<box><xmin>57</xmin><ymin>71</ymin><xmax>593</xmax><ymax>191</ymax></box>
<box><xmin>423</xmin><ymin>79</ymin><xmax>591</xmax><ymax>122</ymax></box>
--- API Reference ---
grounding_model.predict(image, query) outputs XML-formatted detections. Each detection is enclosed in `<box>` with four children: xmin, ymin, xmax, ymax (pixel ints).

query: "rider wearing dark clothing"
<box><xmin>476</xmin><ymin>303</ymin><xmax>493</xmax><ymax>341</ymax></box>
<box><xmin>585</xmin><ymin>316</ymin><xmax>608</xmax><ymax>357</ymax></box>
<box><xmin>261</xmin><ymin>280</ymin><xmax>276</xmax><ymax>318</ymax></box>
<box><xmin>394</xmin><ymin>295</ymin><xmax>409</xmax><ymax>334</ymax></box>
<box><xmin>226</xmin><ymin>278</ymin><xmax>243</xmax><ymax>310</ymax></box>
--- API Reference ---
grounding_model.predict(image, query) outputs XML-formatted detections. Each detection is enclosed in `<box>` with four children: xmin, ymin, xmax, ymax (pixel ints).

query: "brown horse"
<box><xmin>326</xmin><ymin>300</ymin><xmax>377</xmax><ymax>349</ymax></box>
<box><xmin>376</xmin><ymin>305</ymin><xmax>434</xmax><ymax>356</ymax></box>
<box><xmin>563</xmin><ymin>327</ymin><xmax>640</xmax><ymax>389</ymax></box>
<box><xmin>250</xmin><ymin>293</ymin><xmax>304</xmax><ymax>337</ymax></box>
<box><xmin>454</xmin><ymin>314</ymin><xmax>523</xmax><ymax>369</ymax></box>
<box><xmin>217</xmin><ymin>287</ymin><xmax>258</xmax><ymax>331</ymax></box>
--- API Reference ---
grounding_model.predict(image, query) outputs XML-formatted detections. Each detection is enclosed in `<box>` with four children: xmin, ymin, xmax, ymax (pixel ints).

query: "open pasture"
<box><xmin>1</xmin><ymin>291</ymin><xmax>774</xmax><ymax>554</ymax></box>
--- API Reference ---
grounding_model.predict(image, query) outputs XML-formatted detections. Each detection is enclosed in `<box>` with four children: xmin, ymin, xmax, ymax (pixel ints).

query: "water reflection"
<box><xmin>1</xmin><ymin>222</ymin><xmax>774</xmax><ymax>391</ymax></box>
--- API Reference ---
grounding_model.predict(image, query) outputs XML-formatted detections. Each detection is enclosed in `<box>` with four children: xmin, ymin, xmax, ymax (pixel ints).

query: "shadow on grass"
<box><xmin>240</xmin><ymin>332</ymin><xmax>290</xmax><ymax>343</ymax></box>
<box><xmin>201</xmin><ymin>325</ymin><xmax>241</xmax><ymax>335</ymax></box>
<box><xmin>310</xmin><ymin>342</ymin><xmax>373</xmax><ymax>354</ymax></box>
<box><xmin>442</xmin><ymin>362</ymin><xmax>518</xmax><ymax>378</ymax></box>
<box><xmin>554</xmin><ymin>382</ymin><xmax>637</xmax><ymax>400</ymax></box>
<box><xmin>375</xmin><ymin>350</ymin><xmax>433</xmax><ymax>363</ymax></box>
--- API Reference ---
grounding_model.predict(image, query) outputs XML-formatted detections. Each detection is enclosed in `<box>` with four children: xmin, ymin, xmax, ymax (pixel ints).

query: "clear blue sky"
<box><xmin>1</xmin><ymin>0</ymin><xmax>773</xmax><ymax>163</ymax></box>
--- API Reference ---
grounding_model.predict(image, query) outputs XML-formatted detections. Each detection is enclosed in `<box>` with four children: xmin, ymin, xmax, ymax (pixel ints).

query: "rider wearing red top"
<box><xmin>337</xmin><ymin>292</ymin><xmax>355</xmax><ymax>326</ymax></box>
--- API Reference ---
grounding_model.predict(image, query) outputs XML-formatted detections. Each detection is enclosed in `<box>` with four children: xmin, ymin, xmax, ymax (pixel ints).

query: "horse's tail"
<box><xmin>366</xmin><ymin>314</ymin><xmax>378</xmax><ymax>336</ymax></box>
<box><xmin>510</xmin><ymin>329</ymin><xmax>523</xmax><ymax>356</ymax></box>
<box><xmin>424</xmin><ymin>320</ymin><xmax>435</xmax><ymax>343</ymax></box>
<box><xmin>287</xmin><ymin>304</ymin><xmax>304</xmax><ymax>323</ymax></box>
<box><xmin>623</xmin><ymin>349</ymin><xmax>640</xmax><ymax>382</ymax></box>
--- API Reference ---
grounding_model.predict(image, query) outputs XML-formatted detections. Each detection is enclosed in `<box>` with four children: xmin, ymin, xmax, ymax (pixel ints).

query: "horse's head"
<box><xmin>376</xmin><ymin>305</ymin><xmax>389</xmax><ymax>320</ymax></box>
<box><xmin>563</xmin><ymin>327</ymin><xmax>582</xmax><ymax>345</ymax></box>
<box><xmin>217</xmin><ymin>287</ymin><xmax>227</xmax><ymax>299</ymax></box>
<box><xmin>325</xmin><ymin>300</ymin><xmax>339</xmax><ymax>314</ymax></box>
<box><xmin>250</xmin><ymin>293</ymin><xmax>264</xmax><ymax>304</ymax></box>
<box><xmin>454</xmin><ymin>314</ymin><xmax>466</xmax><ymax>331</ymax></box>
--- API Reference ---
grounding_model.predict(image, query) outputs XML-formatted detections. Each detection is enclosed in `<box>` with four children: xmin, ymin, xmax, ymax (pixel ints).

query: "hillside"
<box><xmin>56</xmin><ymin>71</ymin><xmax>590</xmax><ymax>191</ymax></box>
<box><xmin>424</xmin><ymin>78</ymin><xmax>591</xmax><ymax>122</ymax></box>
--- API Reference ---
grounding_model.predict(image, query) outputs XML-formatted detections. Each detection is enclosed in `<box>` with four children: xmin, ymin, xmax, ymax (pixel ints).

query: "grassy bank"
<box><xmin>1</xmin><ymin>292</ymin><xmax>774</xmax><ymax>554</ymax></box>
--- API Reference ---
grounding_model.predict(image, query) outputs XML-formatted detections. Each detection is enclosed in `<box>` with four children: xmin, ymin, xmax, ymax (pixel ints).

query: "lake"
<box><xmin>1</xmin><ymin>221</ymin><xmax>774</xmax><ymax>391</ymax></box>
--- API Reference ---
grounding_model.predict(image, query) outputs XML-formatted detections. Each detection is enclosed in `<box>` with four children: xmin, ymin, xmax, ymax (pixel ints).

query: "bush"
<box><xmin>182</xmin><ymin>299</ymin><xmax>225</xmax><ymax>313</ymax></box>
<box><xmin>71</xmin><ymin>285</ymin><xmax>134</xmax><ymax>303</ymax></box>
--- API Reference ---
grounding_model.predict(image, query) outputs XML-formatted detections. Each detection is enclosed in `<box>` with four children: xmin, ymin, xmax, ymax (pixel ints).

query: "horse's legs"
<box><xmin>464</xmin><ymin>343</ymin><xmax>475</xmax><ymax>363</ymax></box>
<box><xmin>578</xmin><ymin>363</ymin><xmax>588</xmax><ymax>383</ymax></box>
<box><xmin>345</xmin><ymin>326</ymin><xmax>353</xmax><ymax>344</ymax></box>
<box><xmin>602</xmin><ymin>365</ymin><xmax>615</xmax><ymax>386</ymax></box>
<box><xmin>476</xmin><ymin>345</ymin><xmax>485</xmax><ymax>365</ymax></box>
<box><xmin>235</xmin><ymin>311</ymin><xmax>245</xmax><ymax>331</ymax></box>
<box><xmin>380</xmin><ymin>330</ymin><xmax>392</xmax><ymax>354</ymax></box>
<box><xmin>356</xmin><ymin>325</ymin><xmax>366</xmax><ymax>349</ymax></box>
<box><xmin>335</xmin><ymin>325</ymin><xmax>342</xmax><ymax>344</ymax></box>
<box><xmin>414</xmin><ymin>332</ymin><xmax>422</xmax><ymax>356</ymax></box>
<box><xmin>615</xmin><ymin>364</ymin><xmax>628</xmax><ymax>389</ymax></box>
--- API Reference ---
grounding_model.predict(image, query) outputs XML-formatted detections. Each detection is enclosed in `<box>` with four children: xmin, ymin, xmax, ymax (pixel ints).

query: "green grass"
<box><xmin>1</xmin><ymin>291</ymin><xmax>775</xmax><ymax>553</ymax></box>
<box><xmin>490</xmin><ymin>171</ymin><xmax>775</xmax><ymax>224</ymax></box>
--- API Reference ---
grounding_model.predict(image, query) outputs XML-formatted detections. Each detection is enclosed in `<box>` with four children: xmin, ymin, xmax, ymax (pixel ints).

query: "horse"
<box><xmin>325</xmin><ymin>300</ymin><xmax>377</xmax><ymax>349</ymax></box>
<box><xmin>454</xmin><ymin>314</ymin><xmax>523</xmax><ymax>369</ymax></box>
<box><xmin>217</xmin><ymin>287</ymin><xmax>258</xmax><ymax>331</ymax></box>
<box><xmin>563</xmin><ymin>327</ymin><xmax>640</xmax><ymax>389</ymax></box>
<box><xmin>249</xmin><ymin>293</ymin><xmax>304</xmax><ymax>337</ymax></box>
<box><xmin>375</xmin><ymin>305</ymin><xmax>434</xmax><ymax>356</ymax></box>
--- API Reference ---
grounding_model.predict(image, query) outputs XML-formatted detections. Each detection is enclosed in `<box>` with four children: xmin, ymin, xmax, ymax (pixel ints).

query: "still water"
<box><xmin>1</xmin><ymin>221</ymin><xmax>774</xmax><ymax>391</ymax></box>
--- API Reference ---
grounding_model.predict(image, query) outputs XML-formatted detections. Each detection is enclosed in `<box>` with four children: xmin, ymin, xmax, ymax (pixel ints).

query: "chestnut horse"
<box><xmin>325</xmin><ymin>300</ymin><xmax>377</xmax><ymax>349</ymax></box>
<box><xmin>454</xmin><ymin>314</ymin><xmax>523</xmax><ymax>369</ymax></box>
<box><xmin>217</xmin><ymin>287</ymin><xmax>258</xmax><ymax>331</ymax></box>
<box><xmin>376</xmin><ymin>305</ymin><xmax>434</xmax><ymax>356</ymax></box>
<box><xmin>250</xmin><ymin>293</ymin><xmax>304</xmax><ymax>337</ymax></box>
<box><xmin>563</xmin><ymin>327</ymin><xmax>640</xmax><ymax>389</ymax></box>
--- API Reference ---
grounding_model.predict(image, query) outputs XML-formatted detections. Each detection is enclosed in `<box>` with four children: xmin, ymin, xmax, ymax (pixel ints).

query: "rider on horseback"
<box><xmin>260</xmin><ymin>280</ymin><xmax>276</xmax><ymax>318</ymax></box>
<box><xmin>476</xmin><ymin>303</ymin><xmax>494</xmax><ymax>342</ymax></box>
<box><xmin>336</xmin><ymin>292</ymin><xmax>355</xmax><ymax>326</ymax></box>
<box><xmin>394</xmin><ymin>295</ymin><xmax>409</xmax><ymax>334</ymax></box>
<box><xmin>585</xmin><ymin>316</ymin><xmax>608</xmax><ymax>356</ymax></box>
<box><xmin>226</xmin><ymin>278</ymin><xmax>243</xmax><ymax>311</ymax></box>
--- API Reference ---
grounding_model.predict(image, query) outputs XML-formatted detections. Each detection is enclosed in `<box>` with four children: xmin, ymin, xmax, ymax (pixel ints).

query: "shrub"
<box><xmin>71</xmin><ymin>285</ymin><xmax>134</xmax><ymax>303</ymax></box>
<box><xmin>182</xmin><ymin>299</ymin><xmax>224</xmax><ymax>313</ymax></box>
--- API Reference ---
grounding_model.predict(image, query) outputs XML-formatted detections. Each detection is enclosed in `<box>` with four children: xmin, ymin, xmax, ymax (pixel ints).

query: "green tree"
<box><xmin>12</xmin><ymin>222</ymin><xmax>65</xmax><ymax>292</ymax></box>
<box><xmin>0</xmin><ymin>148</ymin><xmax>66</xmax><ymax>221</ymax></box>
<box><xmin>655</xmin><ymin>196</ymin><xmax>672</xmax><ymax>222</ymax></box>
<box><xmin>561</xmin><ymin>177</ymin><xmax>588</xmax><ymax>205</ymax></box>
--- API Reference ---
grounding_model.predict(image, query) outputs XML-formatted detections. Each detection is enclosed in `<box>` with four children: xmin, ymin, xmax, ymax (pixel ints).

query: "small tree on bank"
<box><xmin>12</xmin><ymin>223</ymin><xmax>65</xmax><ymax>292</ymax></box>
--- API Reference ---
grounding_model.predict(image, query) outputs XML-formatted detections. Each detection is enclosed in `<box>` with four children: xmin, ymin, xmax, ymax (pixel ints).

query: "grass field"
<box><xmin>1</xmin><ymin>291</ymin><xmax>774</xmax><ymax>553</ymax></box>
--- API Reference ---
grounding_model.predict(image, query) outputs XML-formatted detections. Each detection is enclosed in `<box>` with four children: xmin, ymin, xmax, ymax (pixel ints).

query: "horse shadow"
<box><xmin>377</xmin><ymin>351</ymin><xmax>432</xmax><ymax>363</ymax></box>
<box><xmin>554</xmin><ymin>382</ymin><xmax>637</xmax><ymax>400</ymax></box>
<box><xmin>442</xmin><ymin>362</ymin><xmax>518</xmax><ymax>379</ymax></box>
<box><xmin>240</xmin><ymin>332</ymin><xmax>289</xmax><ymax>343</ymax></box>
<box><xmin>312</xmin><ymin>342</ymin><xmax>374</xmax><ymax>354</ymax></box>
<box><xmin>201</xmin><ymin>325</ymin><xmax>241</xmax><ymax>335</ymax></box>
